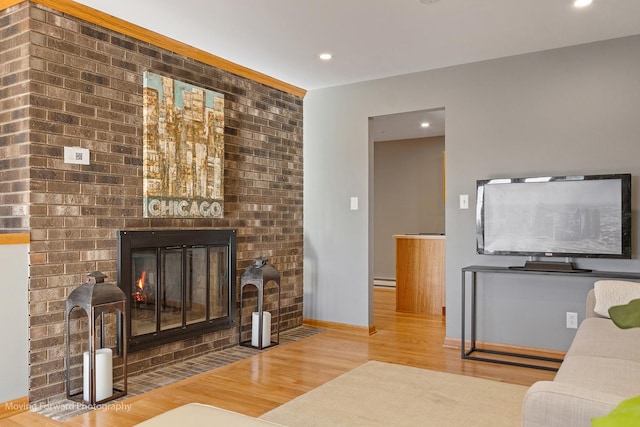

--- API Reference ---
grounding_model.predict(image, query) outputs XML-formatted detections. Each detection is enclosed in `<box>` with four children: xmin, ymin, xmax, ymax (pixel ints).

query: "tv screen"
<box><xmin>476</xmin><ymin>173</ymin><xmax>632</xmax><ymax>259</ymax></box>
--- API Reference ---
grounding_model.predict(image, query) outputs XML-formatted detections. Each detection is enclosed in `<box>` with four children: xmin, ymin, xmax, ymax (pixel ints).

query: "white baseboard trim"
<box><xmin>374</xmin><ymin>278</ymin><xmax>396</xmax><ymax>287</ymax></box>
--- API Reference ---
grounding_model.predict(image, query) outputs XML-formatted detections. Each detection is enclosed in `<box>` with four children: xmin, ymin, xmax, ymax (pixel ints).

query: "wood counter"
<box><xmin>394</xmin><ymin>235</ymin><xmax>445</xmax><ymax>315</ymax></box>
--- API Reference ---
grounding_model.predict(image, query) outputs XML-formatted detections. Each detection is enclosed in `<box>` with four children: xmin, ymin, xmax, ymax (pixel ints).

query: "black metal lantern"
<box><xmin>65</xmin><ymin>271</ymin><xmax>127</xmax><ymax>404</ymax></box>
<box><xmin>239</xmin><ymin>258</ymin><xmax>281</xmax><ymax>349</ymax></box>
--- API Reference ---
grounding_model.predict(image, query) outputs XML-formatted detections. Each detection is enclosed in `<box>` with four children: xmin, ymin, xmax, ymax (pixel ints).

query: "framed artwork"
<box><xmin>142</xmin><ymin>71</ymin><xmax>225</xmax><ymax>218</ymax></box>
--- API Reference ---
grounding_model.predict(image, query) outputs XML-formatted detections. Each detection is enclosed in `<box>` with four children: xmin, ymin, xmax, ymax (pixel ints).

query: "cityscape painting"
<box><xmin>142</xmin><ymin>72</ymin><xmax>225</xmax><ymax>218</ymax></box>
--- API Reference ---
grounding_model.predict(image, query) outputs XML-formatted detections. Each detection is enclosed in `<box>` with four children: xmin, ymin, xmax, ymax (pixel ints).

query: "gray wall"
<box><xmin>0</xmin><ymin>242</ymin><xmax>29</xmax><ymax>402</ymax></box>
<box><xmin>373</xmin><ymin>137</ymin><xmax>445</xmax><ymax>280</ymax></box>
<box><xmin>303</xmin><ymin>35</ymin><xmax>640</xmax><ymax>351</ymax></box>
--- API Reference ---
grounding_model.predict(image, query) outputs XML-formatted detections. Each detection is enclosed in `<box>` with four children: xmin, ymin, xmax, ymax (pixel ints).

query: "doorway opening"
<box><xmin>370</xmin><ymin>107</ymin><xmax>446</xmax><ymax>324</ymax></box>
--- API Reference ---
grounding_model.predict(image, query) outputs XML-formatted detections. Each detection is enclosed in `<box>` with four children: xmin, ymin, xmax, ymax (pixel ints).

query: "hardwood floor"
<box><xmin>3</xmin><ymin>287</ymin><xmax>556</xmax><ymax>426</ymax></box>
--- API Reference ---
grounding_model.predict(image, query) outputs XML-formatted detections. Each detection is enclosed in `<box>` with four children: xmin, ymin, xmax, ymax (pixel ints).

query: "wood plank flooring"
<box><xmin>3</xmin><ymin>287</ymin><xmax>556</xmax><ymax>426</ymax></box>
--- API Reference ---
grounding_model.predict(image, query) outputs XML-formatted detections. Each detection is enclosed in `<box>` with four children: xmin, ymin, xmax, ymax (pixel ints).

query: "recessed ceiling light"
<box><xmin>421</xmin><ymin>122</ymin><xmax>430</xmax><ymax>128</ymax></box>
<box><xmin>418</xmin><ymin>0</ymin><xmax>440</xmax><ymax>4</ymax></box>
<box><xmin>573</xmin><ymin>0</ymin><xmax>592</xmax><ymax>7</ymax></box>
<box><xmin>319</xmin><ymin>53</ymin><xmax>333</xmax><ymax>61</ymax></box>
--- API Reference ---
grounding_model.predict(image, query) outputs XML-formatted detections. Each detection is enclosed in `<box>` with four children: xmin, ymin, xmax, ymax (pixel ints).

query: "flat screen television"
<box><xmin>476</xmin><ymin>173</ymin><xmax>632</xmax><ymax>260</ymax></box>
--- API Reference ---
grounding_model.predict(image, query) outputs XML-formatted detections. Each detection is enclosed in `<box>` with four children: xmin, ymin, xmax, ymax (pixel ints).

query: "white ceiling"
<box><xmin>71</xmin><ymin>0</ymin><xmax>640</xmax><ymax>141</ymax></box>
<box><xmin>72</xmin><ymin>0</ymin><xmax>640</xmax><ymax>91</ymax></box>
<box><xmin>372</xmin><ymin>109</ymin><xmax>445</xmax><ymax>141</ymax></box>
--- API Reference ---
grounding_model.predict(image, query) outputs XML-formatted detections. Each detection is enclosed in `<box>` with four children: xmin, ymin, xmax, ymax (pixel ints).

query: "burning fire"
<box><xmin>132</xmin><ymin>270</ymin><xmax>148</xmax><ymax>303</ymax></box>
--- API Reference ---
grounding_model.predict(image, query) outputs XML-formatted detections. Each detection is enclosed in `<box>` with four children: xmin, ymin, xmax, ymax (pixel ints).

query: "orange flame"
<box><xmin>132</xmin><ymin>271</ymin><xmax>148</xmax><ymax>302</ymax></box>
<box><xmin>136</xmin><ymin>270</ymin><xmax>146</xmax><ymax>290</ymax></box>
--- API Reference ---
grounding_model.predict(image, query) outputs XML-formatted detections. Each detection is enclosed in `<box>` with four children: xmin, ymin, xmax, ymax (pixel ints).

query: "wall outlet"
<box><xmin>566</xmin><ymin>312</ymin><xmax>578</xmax><ymax>329</ymax></box>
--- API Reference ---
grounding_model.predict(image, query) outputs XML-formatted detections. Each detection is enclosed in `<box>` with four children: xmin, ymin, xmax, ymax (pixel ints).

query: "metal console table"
<box><xmin>461</xmin><ymin>265</ymin><xmax>640</xmax><ymax>371</ymax></box>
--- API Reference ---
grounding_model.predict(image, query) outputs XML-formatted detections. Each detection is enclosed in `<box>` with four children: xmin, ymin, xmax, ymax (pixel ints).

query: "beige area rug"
<box><xmin>260</xmin><ymin>361</ymin><xmax>527</xmax><ymax>427</ymax></box>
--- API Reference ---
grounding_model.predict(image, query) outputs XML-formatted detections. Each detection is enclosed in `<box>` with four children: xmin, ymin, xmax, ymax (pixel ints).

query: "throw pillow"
<box><xmin>594</xmin><ymin>280</ymin><xmax>640</xmax><ymax>318</ymax></box>
<box><xmin>592</xmin><ymin>395</ymin><xmax>640</xmax><ymax>427</ymax></box>
<box><xmin>608</xmin><ymin>299</ymin><xmax>640</xmax><ymax>329</ymax></box>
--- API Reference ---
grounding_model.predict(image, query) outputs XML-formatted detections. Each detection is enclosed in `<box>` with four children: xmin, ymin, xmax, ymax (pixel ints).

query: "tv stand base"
<box><xmin>510</xmin><ymin>261</ymin><xmax>592</xmax><ymax>273</ymax></box>
<box><xmin>460</xmin><ymin>265</ymin><xmax>640</xmax><ymax>370</ymax></box>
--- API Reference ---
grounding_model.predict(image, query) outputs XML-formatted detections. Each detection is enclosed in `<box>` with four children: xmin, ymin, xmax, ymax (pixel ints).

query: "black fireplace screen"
<box><xmin>118</xmin><ymin>229</ymin><xmax>236</xmax><ymax>351</ymax></box>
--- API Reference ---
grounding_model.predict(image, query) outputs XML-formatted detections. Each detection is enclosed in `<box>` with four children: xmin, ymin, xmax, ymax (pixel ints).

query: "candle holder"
<box><xmin>65</xmin><ymin>271</ymin><xmax>128</xmax><ymax>405</ymax></box>
<box><xmin>239</xmin><ymin>257</ymin><xmax>280</xmax><ymax>349</ymax></box>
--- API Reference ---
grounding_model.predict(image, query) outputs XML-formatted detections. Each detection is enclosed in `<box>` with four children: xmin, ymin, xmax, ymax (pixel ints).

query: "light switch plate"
<box><xmin>459</xmin><ymin>194</ymin><xmax>469</xmax><ymax>209</ymax></box>
<box><xmin>350</xmin><ymin>196</ymin><xmax>358</xmax><ymax>210</ymax></box>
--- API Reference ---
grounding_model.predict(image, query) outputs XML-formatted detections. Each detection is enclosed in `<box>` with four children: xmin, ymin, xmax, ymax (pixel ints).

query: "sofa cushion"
<box><xmin>522</xmin><ymin>381</ymin><xmax>621</xmax><ymax>427</ymax></box>
<box><xmin>594</xmin><ymin>280</ymin><xmax>640</xmax><ymax>318</ymax></box>
<box><xmin>554</xmin><ymin>356</ymin><xmax>640</xmax><ymax>399</ymax></box>
<box><xmin>564</xmin><ymin>318</ymin><xmax>640</xmax><ymax>361</ymax></box>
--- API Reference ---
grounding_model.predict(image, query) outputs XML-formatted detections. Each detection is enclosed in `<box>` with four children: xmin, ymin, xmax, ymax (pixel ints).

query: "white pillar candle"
<box><xmin>83</xmin><ymin>348</ymin><xmax>113</xmax><ymax>402</ymax></box>
<box><xmin>251</xmin><ymin>311</ymin><xmax>271</xmax><ymax>347</ymax></box>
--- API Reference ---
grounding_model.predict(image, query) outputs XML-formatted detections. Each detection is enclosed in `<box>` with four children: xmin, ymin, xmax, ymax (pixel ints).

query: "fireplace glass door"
<box><xmin>131</xmin><ymin>249</ymin><xmax>157</xmax><ymax>336</ymax></box>
<box><xmin>119</xmin><ymin>230</ymin><xmax>236</xmax><ymax>351</ymax></box>
<box><xmin>160</xmin><ymin>248</ymin><xmax>183</xmax><ymax>331</ymax></box>
<box><xmin>209</xmin><ymin>247</ymin><xmax>229</xmax><ymax>319</ymax></box>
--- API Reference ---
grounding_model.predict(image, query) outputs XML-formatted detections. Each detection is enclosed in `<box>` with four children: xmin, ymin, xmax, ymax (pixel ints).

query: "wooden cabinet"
<box><xmin>394</xmin><ymin>235</ymin><xmax>445</xmax><ymax>315</ymax></box>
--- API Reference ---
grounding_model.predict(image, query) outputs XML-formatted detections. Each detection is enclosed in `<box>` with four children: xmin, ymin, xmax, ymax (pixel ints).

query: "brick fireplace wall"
<box><xmin>0</xmin><ymin>4</ymin><xmax>30</xmax><ymax>231</ymax></box>
<box><xmin>0</xmin><ymin>2</ymin><xmax>303</xmax><ymax>403</ymax></box>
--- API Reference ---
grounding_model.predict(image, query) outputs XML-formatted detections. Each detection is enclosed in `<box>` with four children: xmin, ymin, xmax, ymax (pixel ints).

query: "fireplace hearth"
<box><xmin>117</xmin><ymin>229</ymin><xmax>236</xmax><ymax>352</ymax></box>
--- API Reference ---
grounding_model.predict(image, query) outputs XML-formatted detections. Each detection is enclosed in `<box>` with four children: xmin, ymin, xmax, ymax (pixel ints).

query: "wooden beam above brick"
<box><xmin>0</xmin><ymin>233</ymin><xmax>30</xmax><ymax>245</ymax></box>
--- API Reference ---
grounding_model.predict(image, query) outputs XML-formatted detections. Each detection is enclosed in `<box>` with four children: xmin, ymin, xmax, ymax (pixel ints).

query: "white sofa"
<box><xmin>522</xmin><ymin>288</ymin><xmax>640</xmax><ymax>426</ymax></box>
